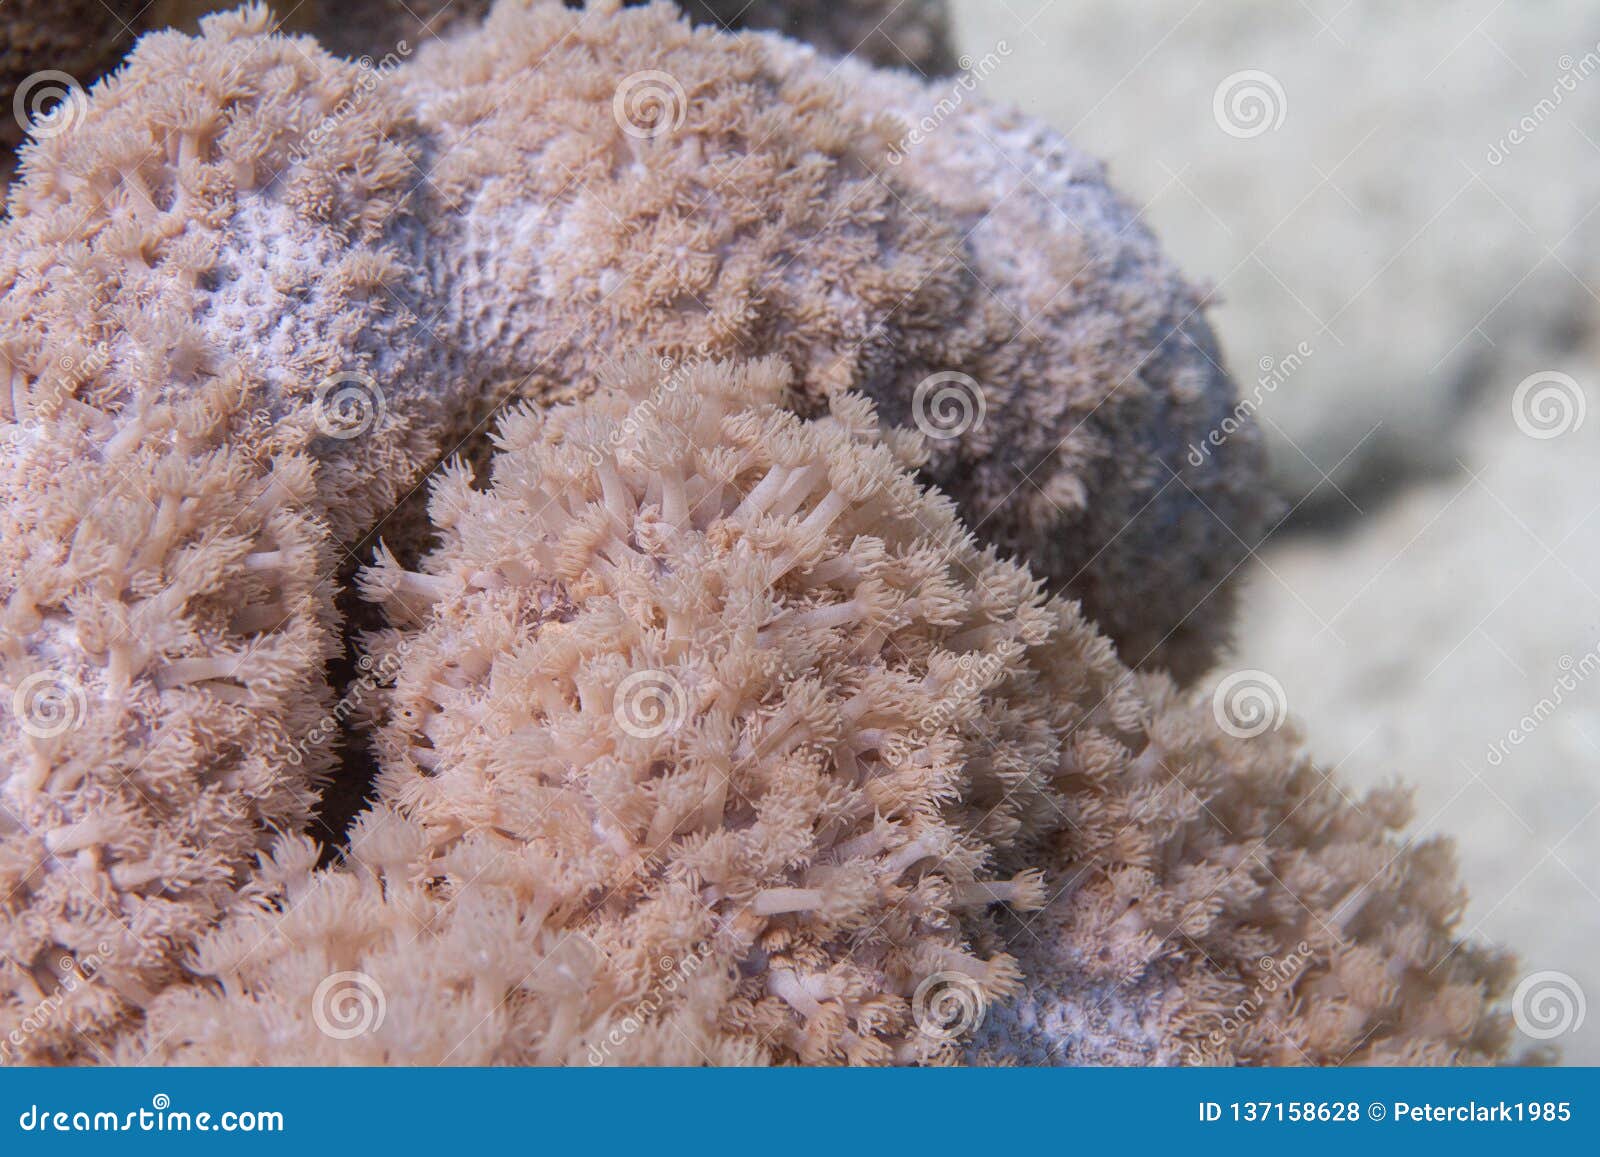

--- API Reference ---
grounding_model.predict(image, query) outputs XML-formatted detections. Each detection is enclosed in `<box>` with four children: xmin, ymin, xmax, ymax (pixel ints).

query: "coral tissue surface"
<box><xmin>0</xmin><ymin>1</ymin><xmax>1507</xmax><ymax>1066</ymax></box>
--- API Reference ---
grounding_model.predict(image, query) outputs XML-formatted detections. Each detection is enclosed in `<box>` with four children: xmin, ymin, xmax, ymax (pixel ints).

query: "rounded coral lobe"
<box><xmin>353</xmin><ymin>357</ymin><xmax>1139</xmax><ymax>1064</ymax></box>
<box><xmin>5</xmin><ymin>0</ymin><xmax>1265</xmax><ymax>711</ymax></box>
<box><xmin>396</xmin><ymin>0</ymin><xmax>1267</xmax><ymax>678</ymax></box>
<box><xmin>0</xmin><ymin>4</ymin><xmax>424</xmax><ymax>1061</ymax></box>
<box><xmin>970</xmin><ymin>676</ymin><xmax>1515</xmax><ymax>1067</ymax></box>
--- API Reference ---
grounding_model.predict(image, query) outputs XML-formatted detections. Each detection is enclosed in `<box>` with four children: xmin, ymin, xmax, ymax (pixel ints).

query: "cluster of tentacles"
<box><xmin>0</xmin><ymin>2</ymin><xmax>1509</xmax><ymax>1066</ymax></box>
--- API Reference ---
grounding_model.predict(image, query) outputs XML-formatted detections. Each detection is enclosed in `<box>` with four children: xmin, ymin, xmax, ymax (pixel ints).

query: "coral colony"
<box><xmin>0</xmin><ymin>2</ymin><xmax>1508</xmax><ymax>1065</ymax></box>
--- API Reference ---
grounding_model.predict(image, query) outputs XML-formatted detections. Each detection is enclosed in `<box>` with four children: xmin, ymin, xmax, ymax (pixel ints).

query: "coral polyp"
<box><xmin>124</xmin><ymin>357</ymin><xmax>1140</xmax><ymax>1065</ymax></box>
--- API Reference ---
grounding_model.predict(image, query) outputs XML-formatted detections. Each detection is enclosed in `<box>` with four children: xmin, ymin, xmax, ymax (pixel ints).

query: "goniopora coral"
<box><xmin>0</xmin><ymin>0</ymin><xmax>1260</xmax><ymax>1051</ymax></box>
<box><xmin>973</xmin><ymin>682</ymin><xmax>1513</xmax><ymax>1066</ymax></box>
<box><xmin>119</xmin><ymin>356</ymin><xmax>1140</xmax><ymax>1064</ymax></box>
<box><xmin>0</xmin><ymin>1</ymin><xmax>1509</xmax><ymax>1067</ymax></box>
<box><xmin>114</xmin><ymin>358</ymin><xmax>1508</xmax><ymax>1067</ymax></box>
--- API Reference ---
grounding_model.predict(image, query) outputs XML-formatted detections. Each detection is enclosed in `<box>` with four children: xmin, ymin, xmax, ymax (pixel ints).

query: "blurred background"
<box><xmin>946</xmin><ymin>0</ymin><xmax>1600</xmax><ymax>1061</ymax></box>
